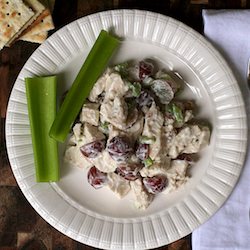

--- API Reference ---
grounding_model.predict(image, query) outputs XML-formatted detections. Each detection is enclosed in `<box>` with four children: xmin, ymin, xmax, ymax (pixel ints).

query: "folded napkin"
<box><xmin>192</xmin><ymin>10</ymin><xmax>250</xmax><ymax>250</ymax></box>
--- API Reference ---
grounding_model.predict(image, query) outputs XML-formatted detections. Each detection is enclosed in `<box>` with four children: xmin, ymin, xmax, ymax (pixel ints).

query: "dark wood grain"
<box><xmin>1</xmin><ymin>0</ymin><xmax>249</xmax><ymax>249</ymax></box>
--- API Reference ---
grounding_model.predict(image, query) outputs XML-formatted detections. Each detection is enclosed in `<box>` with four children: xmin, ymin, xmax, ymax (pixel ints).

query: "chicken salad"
<box><xmin>64</xmin><ymin>59</ymin><xmax>211</xmax><ymax>210</ymax></box>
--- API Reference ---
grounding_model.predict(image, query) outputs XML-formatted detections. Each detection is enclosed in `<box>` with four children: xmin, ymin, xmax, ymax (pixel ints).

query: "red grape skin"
<box><xmin>80</xmin><ymin>139</ymin><xmax>106</xmax><ymax>158</ymax></box>
<box><xmin>143</xmin><ymin>175</ymin><xmax>168</xmax><ymax>194</ymax></box>
<box><xmin>107</xmin><ymin>136</ymin><xmax>133</xmax><ymax>162</ymax></box>
<box><xmin>139</xmin><ymin>61</ymin><xmax>154</xmax><ymax>80</ymax></box>
<box><xmin>87</xmin><ymin>166</ymin><xmax>108</xmax><ymax>189</ymax></box>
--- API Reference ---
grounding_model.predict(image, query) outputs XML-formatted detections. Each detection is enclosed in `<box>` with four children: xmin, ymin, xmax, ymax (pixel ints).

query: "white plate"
<box><xmin>6</xmin><ymin>10</ymin><xmax>247</xmax><ymax>249</ymax></box>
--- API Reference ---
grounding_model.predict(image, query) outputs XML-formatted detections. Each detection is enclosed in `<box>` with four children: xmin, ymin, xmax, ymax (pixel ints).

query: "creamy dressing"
<box><xmin>142</xmin><ymin>102</ymin><xmax>164</xmax><ymax>161</ymax></box>
<box><xmin>108</xmin><ymin>114</ymin><xmax>144</xmax><ymax>145</ymax></box>
<box><xmin>80</xmin><ymin>103</ymin><xmax>100</xmax><ymax>126</ymax></box>
<box><xmin>64</xmin><ymin>60</ymin><xmax>211</xmax><ymax>210</ymax></box>
<box><xmin>140</xmin><ymin>161</ymin><xmax>170</xmax><ymax>177</ymax></box>
<box><xmin>130</xmin><ymin>179</ymin><xmax>153</xmax><ymax>210</ymax></box>
<box><xmin>100</xmin><ymin>96</ymin><xmax>128</xmax><ymax>129</ymax></box>
<box><xmin>83</xmin><ymin>122</ymin><xmax>106</xmax><ymax>143</ymax></box>
<box><xmin>64</xmin><ymin>144</ymin><xmax>93</xmax><ymax>169</ymax></box>
<box><xmin>168</xmin><ymin>125</ymin><xmax>210</xmax><ymax>157</ymax></box>
<box><xmin>163</xmin><ymin>160</ymin><xmax>189</xmax><ymax>194</ymax></box>
<box><xmin>64</xmin><ymin>123</ymin><xmax>93</xmax><ymax>169</ymax></box>
<box><xmin>104</xmin><ymin>72</ymin><xmax>129</xmax><ymax>101</ymax></box>
<box><xmin>107</xmin><ymin>173</ymin><xmax>131</xmax><ymax>198</ymax></box>
<box><xmin>88</xmin><ymin>69</ymin><xmax>111</xmax><ymax>102</ymax></box>
<box><xmin>142</xmin><ymin>103</ymin><xmax>171</xmax><ymax>171</ymax></box>
<box><xmin>89</xmin><ymin>150</ymin><xmax>117</xmax><ymax>173</ymax></box>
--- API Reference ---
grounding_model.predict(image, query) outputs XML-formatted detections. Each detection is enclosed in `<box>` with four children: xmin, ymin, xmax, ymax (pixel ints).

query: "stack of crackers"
<box><xmin>0</xmin><ymin>0</ymin><xmax>55</xmax><ymax>50</ymax></box>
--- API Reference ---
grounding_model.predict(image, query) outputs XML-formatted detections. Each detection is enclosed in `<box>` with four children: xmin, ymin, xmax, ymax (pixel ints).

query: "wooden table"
<box><xmin>1</xmin><ymin>1</ymin><xmax>249</xmax><ymax>249</ymax></box>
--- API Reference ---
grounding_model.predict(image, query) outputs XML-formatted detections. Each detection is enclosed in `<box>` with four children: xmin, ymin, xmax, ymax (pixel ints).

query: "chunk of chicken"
<box><xmin>168</xmin><ymin>125</ymin><xmax>210</xmax><ymax>158</ymax></box>
<box><xmin>83</xmin><ymin>122</ymin><xmax>106</xmax><ymax>144</ymax></box>
<box><xmin>140</xmin><ymin>160</ymin><xmax>171</xmax><ymax>178</ymax></box>
<box><xmin>142</xmin><ymin>102</ymin><xmax>165</xmax><ymax>162</ymax></box>
<box><xmin>88</xmin><ymin>151</ymin><xmax>117</xmax><ymax>173</ymax></box>
<box><xmin>64</xmin><ymin>144</ymin><xmax>93</xmax><ymax>169</ymax></box>
<box><xmin>80</xmin><ymin>103</ymin><xmax>100</xmax><ymax>126</ymax></box>
<box><xmin>64</xmin><ymin>123</ymin><xmax>93</xmax><ymax>169</ymax></box>
<box><xmin>163</xmin><ymin>159</ymin><xmax>189</xmax><ymax>194</ymax></box>
<box><xmin>104</xmin><ymin>72</ymin><xmax>129</xmax><ymax>101</ymax></box>
<box><xmin>100</xmin><ymin>96</ymin><xmax>128</xmax><ymax>130</ymax></box>
<box><xmin>88</xmin><ymin>69</ymin><xmax>111</xmax><ymax>102</ymax></box>
<box><xmin>130</xmin><ymin>179</ymin><xmax>154</xmax><ymax>210</ymax></box>
<box><xmin>108</xmin><ymin>114</ymin><xmax>144</xmax><ymax>145</ymax></box>
<box><xmin>107</xmin><ymin>173</ymin><xmax>131</xmax><ymax>198</ymax></box>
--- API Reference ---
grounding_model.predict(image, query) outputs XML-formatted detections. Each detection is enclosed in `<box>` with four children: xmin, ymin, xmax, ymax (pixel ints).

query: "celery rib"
<box><xmin>25</xmin><ymin>76</ymin><xmax>59</xmax><ymax>182</ymax></box>
<box><xmin>49</xmin><ymin>30</ymin><xmax>120</xmax><ymax>142</ymax></box>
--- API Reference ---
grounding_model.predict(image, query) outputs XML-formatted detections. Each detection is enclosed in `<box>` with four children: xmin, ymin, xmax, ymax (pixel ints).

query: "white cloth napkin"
<box><xmin>192</xmin><ymin>10</ymin><xmax>250</xmax><ymax>250</ymax></box>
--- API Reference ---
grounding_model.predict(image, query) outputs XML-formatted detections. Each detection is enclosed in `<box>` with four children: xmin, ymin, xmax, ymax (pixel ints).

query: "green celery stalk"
<box><xmin>49</xmin><ymin>30</ymin><xmax>120</xmax><ymax>142</ymax></box>
<box><xmin>144</xmin><ymin>157</ymin><xmax>154</xmax><ymax>167</ymax></box>
<box><xmin>25</xmin><ymin>76</ymin><xmax>59</xmax><ymax>182</ymax></box>
<box><xmin>100</xmin><ymin>121</ymin><xmax>109</xmax><ymax>134</ymax></box>
<box><xmin>128</xmin><ymin>81</ymin><xmax>141</xmax><ymax>97</ymax></box>
<box><xmin>114</xmin><ymin>62</ymin><xmax>129</xmax><ymax>77</ymax></box>
<box><xmin>172</xmin><ymin>103</ymin><xmax>184</xmax><ymax>123</ymax></box>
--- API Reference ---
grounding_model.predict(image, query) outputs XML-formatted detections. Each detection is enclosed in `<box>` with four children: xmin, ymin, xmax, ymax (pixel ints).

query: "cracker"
<box><xmin>21</xmin><ymin>9</ymin><xmax>54</xmax><ymax>36</ymax></box>
<box><xmin>24</xmin><ymin>0</ymin><xmax>44</xmax><ymax>15</ymax></box>
<box><xmin>19</xmin><ymin>9</ymin><xmax>54</xmax><ymax>43</ymax></box>
<box><xmin>0</xmin><ymin>0</ymin><xmax>35</xmax><ymax>49</ymax></box>
<box><xmin>6</xmin><ymin>0</ymin><xmax>45</xmax><ymax>46</ymax></box>
<box><xmin>20</xmin><ymin>31</ymin><xmax>48</xmax><ymax>43</ymax></box>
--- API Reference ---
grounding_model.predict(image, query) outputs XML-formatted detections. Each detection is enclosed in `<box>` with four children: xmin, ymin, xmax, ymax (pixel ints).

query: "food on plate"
<box><xmin>19</xmin><ymin>8</ymin><xmax>55</xmax><ymax>43</ymax></box>
<box><xmin>0</xmin><ymin>0</ymin><xmax>54</xmax><ymax>49</ymax></box>
<box><xmin>0</xmin><ymin>0</ymin><xmax>35</xmax><ymax>50</ymax></box>
<box><xmin>49</xmin><ymin>30</ymin><xmax>119</xmax><ymax>142</ymax></box>
<box><xmin>14</xmin><ymin>0</ymin><xmax>46</xmax><ymax>44</ymax></box>
<box><xmin>64</xmin><ymin>59</ymin><xmax>211</xmax><ymax>209</ymax></box>
<box><xmin>25</xmin><ymin>76</ymin><xmax>59</xmax><ymax>182</ymax></box>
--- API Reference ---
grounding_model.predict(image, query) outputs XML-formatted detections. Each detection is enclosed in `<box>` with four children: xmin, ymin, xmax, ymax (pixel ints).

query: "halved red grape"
<box><xmin>136</xmin><ymin>143</ymin><xmax>149</xmax><ymax>161</ymax></box>
<box><xmin>136</xmin><ymin>90</ymin><xmax>154</xmax><ymax>107</ymax></box>
<box><xmin>80</xmin><ymin>139</ymin><xmax>106</xmax><ymax>158</ymax></box>
<box><xmin>87</xmin><ymin>166</ymin><xmax>108</xmax><ymax>189</ymax></box>
<box><xmin>116</xmin><ymin>163</ymin><xmax>143</xmax><ymax>181</ymax></box>
<box><xmin>139</xmin><ymin>61</ymin><xmax>154</xmax><ymax>80</ymax></box>
<box><xmin>107</xmin><ymin>136</ymin><xmax>133</xmax><ymax>162</ymax></box>
<box><xmin>143</xmin><ymin>175</ymin><xmax>168</xmax><ymax>194</ymax></box>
